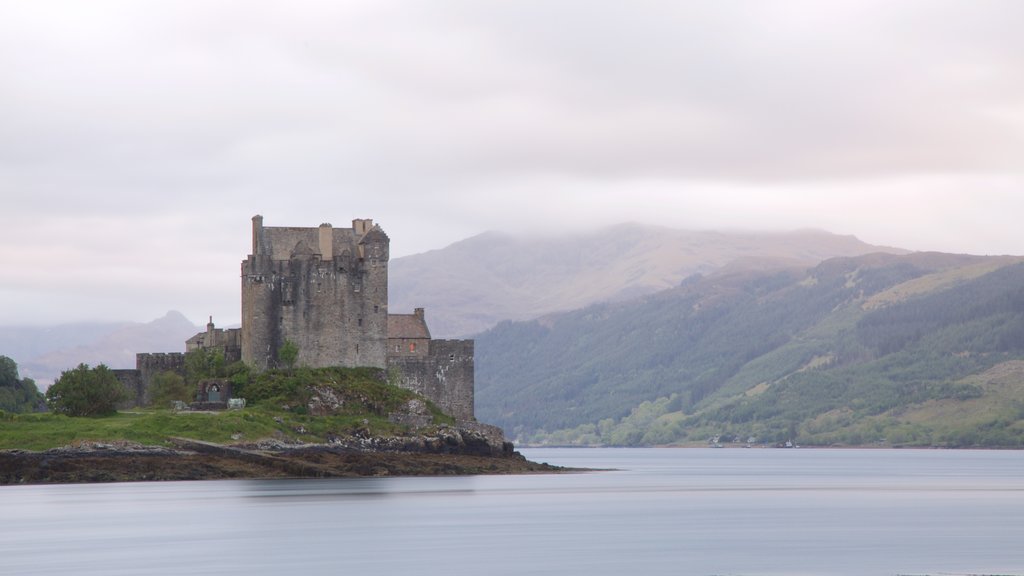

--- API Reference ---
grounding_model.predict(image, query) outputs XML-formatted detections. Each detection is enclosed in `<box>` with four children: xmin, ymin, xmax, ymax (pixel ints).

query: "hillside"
<box><xmin>1</xmin><ymin>226</ymin><xmax>901</xmax><ymax>380</ymax></box>
<box><xmin>389</xmin><ymin>224</ymin><xmax>906</xmax><ymax>337</ymax></box>
<box><xmin>475</xmin><ymin>252</ymin><xmax>1024</xmax><ymax>447</ymax></box>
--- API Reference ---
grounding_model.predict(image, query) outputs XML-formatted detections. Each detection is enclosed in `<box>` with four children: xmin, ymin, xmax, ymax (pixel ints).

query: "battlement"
<box><xmin>249</xmin><ymin>215</ymin><xmax>389</xmax><ymax>263</ymax></box>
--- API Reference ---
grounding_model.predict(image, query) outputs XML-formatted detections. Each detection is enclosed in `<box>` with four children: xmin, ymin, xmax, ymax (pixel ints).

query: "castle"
<box><xmin>117</xmin><ymin>216</ymin><xmax>475</xmax><ymax>420</ymax></box>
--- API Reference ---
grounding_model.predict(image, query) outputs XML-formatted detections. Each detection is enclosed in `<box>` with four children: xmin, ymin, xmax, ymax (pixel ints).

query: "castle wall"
<box><xmin>112</xmin><ymin>369</ymin><xmax>144</xmax><ymax>409</ymax></box>
<box><xmin>389</xmin><ymin>337</ymin><xmax>430</xmax><ymax>357</ymax></box>
<box><xmin>113</xmin><ymin>352</ymin><xmax>187</xmax><ymax>408</ymax></box>
<box><xmin>388</xmin><ymin>339</ymin><xmax>474</xmax><ymax>420</ymax></box>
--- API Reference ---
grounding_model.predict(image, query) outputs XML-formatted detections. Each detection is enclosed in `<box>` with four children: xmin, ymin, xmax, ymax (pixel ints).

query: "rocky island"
<box><xmin>1</xmin><ymin>365</ymin><xmax>563</xmax><ymax>484</ymax></box>
<box><xmin>1</xmin><ymin>216</ymin><xmax>567</xmax><ymax>484</ymax></box>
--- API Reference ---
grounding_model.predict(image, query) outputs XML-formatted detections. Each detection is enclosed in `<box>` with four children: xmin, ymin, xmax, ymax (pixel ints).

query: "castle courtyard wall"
<box><xmin>388</xmin><ymin>339</ymin><xmax>474</xmax><ymax>420</ymax></box>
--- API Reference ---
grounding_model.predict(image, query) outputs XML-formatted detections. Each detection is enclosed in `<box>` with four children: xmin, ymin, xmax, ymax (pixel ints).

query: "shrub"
<box><xmin>45</xmin><ymin>364</ymin><xmax>127</xmax><ymax>417</ymax></box>
<box><xmin>149</xmin><ymin>371</ymin><xmax>192</xmax><ymax>408</ymax></box>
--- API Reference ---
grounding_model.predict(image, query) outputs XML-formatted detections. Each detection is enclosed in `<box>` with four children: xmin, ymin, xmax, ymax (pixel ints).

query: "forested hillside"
<box><xmin>476</xmin><ymin>253</ymin><xmax>1024</xmax><ymax>447</ymax></box>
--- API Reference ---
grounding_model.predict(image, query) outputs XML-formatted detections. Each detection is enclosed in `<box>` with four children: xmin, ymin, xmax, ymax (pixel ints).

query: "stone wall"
<box><xmin>137</xmin><ymin>352</ymin><xmax>186</xmax><ymax>406</ymax></box>
<box><xmin>186</xmin><ymin>323</ymin><xmax>241</xmax><ymax>364</ymax></box>
<box><xmin>111</xmin><ymin>369</ymin><xmax>144</xmax><ymax>409</ymax></box>
<box><xmin>388</xmin><ymin>339</ymin><xmax>474</xmax><ymax>421</ymax></box>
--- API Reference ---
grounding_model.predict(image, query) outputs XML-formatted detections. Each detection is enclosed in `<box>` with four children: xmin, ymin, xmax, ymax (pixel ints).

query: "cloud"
<box><xmin>0</xmin><ymin>0</ymin><xmax>1022</xmax><ymax>324</ymax></box>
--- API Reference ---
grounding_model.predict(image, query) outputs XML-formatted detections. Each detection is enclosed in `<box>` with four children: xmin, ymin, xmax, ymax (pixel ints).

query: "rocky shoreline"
<box><xmin>0</xmin><ymin>424</ymin><xmax>567</xmax><ymax>485</ymax></box>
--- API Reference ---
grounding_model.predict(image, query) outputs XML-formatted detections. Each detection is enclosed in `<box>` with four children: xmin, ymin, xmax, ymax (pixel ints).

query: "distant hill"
<box><xmin>1</xmin><ymin>312</ymin><xmax>200</xmax><ymax>387</ymax></box>
<box><xmin>475</xmin><ymin>252</ymin><xmax>1024</xmax><ymax>447</ymax></box>
<box><xmin>389</xmin><ymin>224</ymin><xmax>908</xmax><ymax>337</ymax></box>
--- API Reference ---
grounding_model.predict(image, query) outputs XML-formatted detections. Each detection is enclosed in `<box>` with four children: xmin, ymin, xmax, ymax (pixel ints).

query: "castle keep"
<box><xmin>122</xmin><ymin>216</ymin><xmax>475</xmax><ymax>420</ymax></box>
<box><xmin>242</xmin><ymin>216</ymin><xmax>389</xmax><ymax>370</ymax></box>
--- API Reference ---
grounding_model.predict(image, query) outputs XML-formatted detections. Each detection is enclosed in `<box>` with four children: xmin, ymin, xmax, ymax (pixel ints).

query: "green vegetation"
<box><xmin>278</xmin><ymin>340</ymin><xmax>299</xmax><ymax>371</ymax></box>
<box><xmin>148</xmin><ymin>371</ymin><xmax>191</xmax><ymax>408</ymax></box>
<box><xmin>45</xmin><ymin>364</ymin><xmax>127</xmax><ymax>417</ymax></box>
<box><xmin>477</xmin><ymin>254</ymin><xmax>1024</xmax><ymax>448</ymax></box>
<box><xmin>2</xmin><ymin>366</ymin><xmax>453</xmax><ymax>451</ymax></box>
<box><xmin>0</xmin><ymin>356</ymin><xmax>45</xmax><ymax>414</ymax></box>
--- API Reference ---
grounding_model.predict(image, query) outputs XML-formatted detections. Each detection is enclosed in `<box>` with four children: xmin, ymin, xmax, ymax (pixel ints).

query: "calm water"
<box><xmin>2</xmin><ymin>448</ymin><xmax>1023</xmax><ymax>576</ymax></box>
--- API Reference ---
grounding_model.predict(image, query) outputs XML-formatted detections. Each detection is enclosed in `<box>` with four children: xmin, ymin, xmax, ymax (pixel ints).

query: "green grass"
<box><xmin>0</xmin><ymin>367</ymin><xmax>454</xmax><ymax>451</ymax></box>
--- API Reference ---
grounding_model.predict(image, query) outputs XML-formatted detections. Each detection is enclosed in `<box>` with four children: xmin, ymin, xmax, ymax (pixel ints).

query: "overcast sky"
<box><xmin>2</xmin><ymin>0</ymin><xmax>1022</xmax><ymax>326</ymax></box>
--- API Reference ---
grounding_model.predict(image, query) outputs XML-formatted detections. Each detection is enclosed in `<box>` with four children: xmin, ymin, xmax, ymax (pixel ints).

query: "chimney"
<box><xmin>318</xmin><ymin>223</ymin><xmax>333</xmax><ymax>260</ymax></box>
<box><xmin>352</xmin><ymin>218</ymin><xmax>374</xmax><ymax>235</ymax></box>
<box><xmin>414</xmin><ymin>308</ymin><xmax>425</xmax><ymax>319</ymax></box>
<box><xmin>252</xmin><ymin>215</ymin><xmax>264</xmax><ymax>255</ymax></box>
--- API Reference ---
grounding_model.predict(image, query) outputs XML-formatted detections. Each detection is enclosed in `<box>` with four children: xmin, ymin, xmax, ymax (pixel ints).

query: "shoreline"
<box><xmin>0</xmin><ymin>441</ymin><xmax>569</xmax><ymax>486</ymax></box>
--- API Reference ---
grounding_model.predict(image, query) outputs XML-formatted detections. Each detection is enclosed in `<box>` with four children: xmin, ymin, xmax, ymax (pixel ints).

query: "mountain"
<box><xmin>389</xmin><ymin>224</ymin><xmax>907</xmax><ymax>337</ymax></box>
<box><xmin>3</xmin><ymin>312</ymin><xmax>201</xmax><ymax>387</ymax></box>
<box><xmin>474</xmin><ymin>252</ymin><xmax>1024</xmax><ymax>447</ymax></box>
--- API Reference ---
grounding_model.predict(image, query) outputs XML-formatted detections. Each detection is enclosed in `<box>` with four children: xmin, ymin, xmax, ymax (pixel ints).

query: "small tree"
<box><xmin>148</xmin><ymin>371</ymin><xmax>191</xmax><ymax>408</ymax></box>
<box><xmin>278</xmin><ymin>340</ymin><xmax>299</xmax><ymax>371</ymax></box>
<box><xmin>185</xmin><ymin>349</ymin><xmax>225</xmax><ymax>384</ymax></box>
<box><xmin>45</xmin><ymin>363</ymin><xmax>127</xmax><ymax>417</ymax></box>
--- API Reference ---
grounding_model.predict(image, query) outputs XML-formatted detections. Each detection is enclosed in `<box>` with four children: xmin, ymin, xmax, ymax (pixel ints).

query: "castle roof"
<box><xmin>388</xmin><ymin>313</ymin><xmax>431</xmax><ymax>339</ymax></box>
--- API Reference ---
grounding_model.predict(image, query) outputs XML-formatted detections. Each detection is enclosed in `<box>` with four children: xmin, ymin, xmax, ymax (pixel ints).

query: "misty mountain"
<box><xmin>389</xmin><ymin>224</ymin><xmax>907</xmax><ymax>337</ymax></box>
<box><xmin>3</xmin><ymin>311</ymin><xmax>201</xmax><ymax>387</ymax></box>
<box><xmin>475</xmin><ymin>252</ymin><xmax>1024</xmax><ymax>447</ymax></box>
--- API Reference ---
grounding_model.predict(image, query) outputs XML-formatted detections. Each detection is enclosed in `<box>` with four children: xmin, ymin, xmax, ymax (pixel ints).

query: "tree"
<box><xmin>185</xmin><ymin>349</ymin><xmax>225</xmax><ymax>384</ymax></box>
<box><xmin>0</xmin><ymin>355</ymin><xmax>46</xmax><ymax>413</ymax></box>
<box><xmin>45</xmin><ymin>363</ymin><xmax>127</xmax><ymax>417</ymax></box>
<box><xmin>148</xmin><ymin>371</ymin><xmax>192</xmax><ymax>408</ymax></box>
<box><xmin>278</xmin><ymin>340</ymin><xmax>299</xmax><ymax>371</ymax></box>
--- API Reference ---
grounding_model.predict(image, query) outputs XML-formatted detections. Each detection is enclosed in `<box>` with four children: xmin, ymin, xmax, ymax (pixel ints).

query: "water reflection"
<box><xmin>238</xmin><ymin>477</ymin><xmax>479</xmax><ymax>501</ymax></box>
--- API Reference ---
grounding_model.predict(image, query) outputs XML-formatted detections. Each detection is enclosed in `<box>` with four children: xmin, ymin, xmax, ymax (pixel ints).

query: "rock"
<box><xmin>307</xmin><ymin>385</ymin><xmax>345</xmax><ymax>416</ymax></box>
<box><xmin>388</xmin><ymin>399</ymin><xmax>434</xmax><ymax>429</ymax></box>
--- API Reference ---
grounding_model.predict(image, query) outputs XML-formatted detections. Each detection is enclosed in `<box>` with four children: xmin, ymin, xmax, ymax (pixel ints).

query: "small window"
<box><xmin>374</xmin><ymin>305</ymin><xmax>379</xmax><ymax>313</ymax></box>
<box><xmin>409</xmin><ymin>342</ymin><xmax>416</xmax><ymax>353</ymax></box>
<box><xmin>449</xmin><ymin>353</ymin><xmax>455</xmax><ymax>361</ymax></box>
<box><xmin>357</xmin><ymin>318</ymin><xmax>363</xmax><ymax>327</ymax></box>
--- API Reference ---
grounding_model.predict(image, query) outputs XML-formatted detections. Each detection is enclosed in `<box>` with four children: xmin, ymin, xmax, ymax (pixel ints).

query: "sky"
<box><xmin>1</xmin><ymin>0</ymin><xmax>1022</xmax><ymax>327</ymax></box>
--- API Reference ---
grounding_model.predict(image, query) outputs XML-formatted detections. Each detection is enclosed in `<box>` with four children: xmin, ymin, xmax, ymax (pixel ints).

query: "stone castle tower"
<box><xmin>241</xmin><ymin>216</ymin><xmax>390</xmax><ymax>371</ymax></box>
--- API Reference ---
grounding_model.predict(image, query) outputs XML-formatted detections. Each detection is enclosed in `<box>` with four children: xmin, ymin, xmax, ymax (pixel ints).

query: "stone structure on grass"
<box><xmin>118</xmin><ymin>216</ymin><xmax>475</xmax><ymax>420</ymax></box>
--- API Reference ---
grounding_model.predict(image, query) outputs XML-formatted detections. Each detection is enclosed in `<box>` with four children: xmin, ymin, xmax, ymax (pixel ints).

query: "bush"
<box><xmin>45</xmin><ymin>364</ymin><xmax>127</xmax><ymax>417</ymax></box>
<box><xmin>148</xmin><ymin>371</ymin><xmax>192</xmax><ymax>408</ymax></box>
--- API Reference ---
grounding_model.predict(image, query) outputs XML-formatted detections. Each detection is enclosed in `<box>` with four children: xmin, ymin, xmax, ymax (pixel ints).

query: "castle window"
<box><xmin>449</xmin><ymin>353</ymin><xmax>455</xmax><ymax>361</ymax></box>
<box><xmin>374</xmin><ymin>305</ymin><xmax>379</xmax><ymax>313</ymax></box>
<box><xmin>409</xmin><ymin>342</ymin><xmax>416</xmax><ymax>353</ymax></box>
<box><xmin>394</xmin><ymin>344</ymin><xmax>400</xmax><ymax>353</ymax></box>
<box><xmin>282</xmin><ymin>279</ymin><xmax>294</xmax><ymax>305</ymax></box>
<box><xmin>357</xmin><ymin>318</ymin><xmax>363</xmax><ymax>327</ymax></box>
